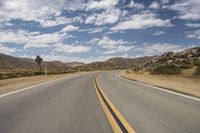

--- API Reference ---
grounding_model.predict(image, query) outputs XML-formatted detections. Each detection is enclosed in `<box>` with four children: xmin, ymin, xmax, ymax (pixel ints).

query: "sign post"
<box><xmin>45</xmin><ymin>67</ymin><xmax>48</xmax><ymax>76</ymax></box>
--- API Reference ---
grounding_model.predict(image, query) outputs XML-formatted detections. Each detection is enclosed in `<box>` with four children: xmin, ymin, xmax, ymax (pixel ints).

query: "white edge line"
<box><xmin>0</xmin><ymin>73</ymin><xmax>86</xmax><ymax>98</ymax></box>
<box><xmin>115</xmin><ymin>73</ymin><xmax>200</xmax><ymax>101</ymax></box>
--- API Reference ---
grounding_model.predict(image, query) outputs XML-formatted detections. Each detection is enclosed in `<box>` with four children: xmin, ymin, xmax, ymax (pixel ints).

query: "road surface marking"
<box><xmin>117</xmin><ymin>74</ymin><xmax>200</xmax><ymax>101</ymax></box>
<box><xmin>0</xmin><ymin>73</ymin><xmax>86</xmax><ymax>98</ymax></box>
<box><xmin>94</xmin><ymin>76</ymin><xmax>136</xmax><ymax>133</ymax></box>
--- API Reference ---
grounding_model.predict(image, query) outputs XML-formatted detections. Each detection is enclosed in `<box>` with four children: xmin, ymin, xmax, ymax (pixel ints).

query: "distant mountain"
<box><xmin>0</xmin><ymin>53</ymin><xmax>38</xmax><ymax>71</ymax></box>
<box><xmin>0</xmin><ymin>53</ymin><xmax>154</xmax><ymax>71</ymax></box>
<box><xmin>0</xmin><ymin>53</ymin><xmax>72</xmax><ymax>72</ymax></box>
<box><xmin>42</xmin><ymin>61</ymin><xmax>72</xmax><ymax>72</ymax></box>
<box><xmin>65</xmin><ymin>62</ymin><xmax>85</xmax><ymax>68</ymax></box>
<box><xmin>75</xmin><ymin>56</ymin><xmax>154</xmax><ymax>71</ymax></box>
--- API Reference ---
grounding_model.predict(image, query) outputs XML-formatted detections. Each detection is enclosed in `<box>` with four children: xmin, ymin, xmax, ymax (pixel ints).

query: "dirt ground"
<box><xmin>120</xmin><ymin>69</ymin><xmax>200</xmax><ymax>98</ymax></box>
<box><xmin>0</xmin><ymin>72</ymin><xmax>85</xmax><ymax>95</ymax></box>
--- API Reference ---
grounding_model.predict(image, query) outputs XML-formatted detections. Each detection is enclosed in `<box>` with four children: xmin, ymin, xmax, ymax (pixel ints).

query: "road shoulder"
<box><xmin>119</xmin><ymin>70</ymin><xmax>200</xmax><ymax>99</ymax></box>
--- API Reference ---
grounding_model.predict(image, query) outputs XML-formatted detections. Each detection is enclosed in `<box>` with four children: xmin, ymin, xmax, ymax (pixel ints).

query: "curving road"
<box><xmin>98</xmin><ymin>71</ymin><xmax>200</xmax><ymax>133</ymax></box>
<box><xmin>0</xmin><ymin>73</ymin><xmax>112</xmax><ymax>133</ymax></box>
<box><xmin>0</xmin><ymin>71</ymin><xmax>200</xmax><ymax>133</ymax></box>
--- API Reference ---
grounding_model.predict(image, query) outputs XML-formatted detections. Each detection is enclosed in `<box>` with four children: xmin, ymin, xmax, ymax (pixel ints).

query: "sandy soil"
<box><xmin>0</xmin><ymin>72</ymin><xmax>85</xmax><ymax>95</ymax></box>
<box><xmin>120</xmin><ymin>69</ymin><xmax>200</xmax><ymax>98</ymax></box>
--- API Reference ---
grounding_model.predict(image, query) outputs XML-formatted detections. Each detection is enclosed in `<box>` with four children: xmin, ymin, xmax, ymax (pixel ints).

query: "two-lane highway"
<box><xmin>98</xmin><ymin>71</ymin><xmax>200</xmax><ymax>133</ymax></box>
<box><xmin>0</xmin><ymin>73</ymin><xmax>112</xmax><ymax>133</ymax></box>
<box><xmin>0</xmin><ymin>71</ymin><xmax>200</xmax><ymax>133</ymax></box>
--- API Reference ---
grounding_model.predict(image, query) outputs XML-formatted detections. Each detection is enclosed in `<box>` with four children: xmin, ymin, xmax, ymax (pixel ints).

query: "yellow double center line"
<box><xmin>94</xmin><ymin>76</ymin><xmax>136</xmax><ymax>133</ymax></box>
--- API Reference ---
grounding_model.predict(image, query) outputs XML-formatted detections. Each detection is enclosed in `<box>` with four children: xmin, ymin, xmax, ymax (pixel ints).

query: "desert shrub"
<box><xmin>152</xmin><ymin>64</ymin><xmax>182</xmax><ymax>75</ymax></box>
<box><xmin>34</xmin><ymin>72</ymin><xmax>45</xmax><ymax>75</ymax></box>
<box><xmin>194</xmin><ymin>62</ymin><xmax>200</xmax><ymax>66</ymax></box>
<box><xmin>0</xmin><ymin>73</ymin><xmax>4</xmax><ymax>79</ymax></box>
<box><xmin>180</xmin><ymin>63</ymin><xmax>193</xmax><ymax>69</ymax></box>
<box><xmin>194</xmin><ymin>66</ymin><xmax>200</xmax><ymax>76</ymax></box>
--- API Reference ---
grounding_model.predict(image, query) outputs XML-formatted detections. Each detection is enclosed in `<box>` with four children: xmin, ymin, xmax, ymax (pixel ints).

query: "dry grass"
<box><xmin>0</xmin><ymin>72</ymin><xmax>84</xmax><ymax>95</ymax></box>
<box><xmin>120</xmin><ymin>68</ymin><xmax>200</xmax><ymax>98</ymax></box>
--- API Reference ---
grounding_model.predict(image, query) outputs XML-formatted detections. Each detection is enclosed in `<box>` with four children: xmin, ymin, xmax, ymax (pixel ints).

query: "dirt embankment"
<box><xmin>120</xmin><ymin>69</ymin><xmax>200</xmax><ymax>98</ymax></box>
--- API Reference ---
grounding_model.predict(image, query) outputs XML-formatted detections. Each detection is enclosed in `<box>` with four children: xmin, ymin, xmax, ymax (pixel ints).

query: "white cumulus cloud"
<box><xmin>111</xmin><ymin>12</ymin><xmax>172</xmax><ymax>30</ymax></box>
<box><xmin>53</xmin><ymin>43</ymin><xmax>91</xmax><ymax>54</ymax></box>
<box><xmin>0</xmin><ymin>43</ymin><xmax>17</xmax><ymax>54</ymax></box>
<box><xmin>61</xmin><ymin>25</ymin><xmax>79</xmax><ymax>32</ymax></box>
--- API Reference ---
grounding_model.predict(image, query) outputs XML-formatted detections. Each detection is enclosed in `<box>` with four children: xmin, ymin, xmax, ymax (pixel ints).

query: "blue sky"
<box><xmin>0</xmin><ymin>0</ymin><xmax>199</xmax><ymax>63</ymax></box>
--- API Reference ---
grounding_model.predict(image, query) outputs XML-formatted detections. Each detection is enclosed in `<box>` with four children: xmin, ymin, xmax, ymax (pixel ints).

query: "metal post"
<box><xmin>45</xmin><ymin>67</ymin><xmax>48</xmax><ymax>76</ymax></box>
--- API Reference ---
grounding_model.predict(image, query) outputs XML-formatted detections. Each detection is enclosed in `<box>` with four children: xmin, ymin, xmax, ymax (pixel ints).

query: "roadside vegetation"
<box><xmin>151</xmin><ymin>64</ymin><xmax>182</xmax><ymax>75</ymax></box>
<box><xmin>0</xmin><ymin>70</ymin><xmax>76</xmax><ymax>80</ymax></box>
<box><xmin>194</xmin><ymin>64</ymin><xmax>200</xmax><ymax>77</ymax></box>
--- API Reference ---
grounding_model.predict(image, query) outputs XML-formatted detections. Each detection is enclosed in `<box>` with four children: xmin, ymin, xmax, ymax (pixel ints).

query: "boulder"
<box><xmin>167</xmin><ymin>60</ymin><xmax>174</xmax><ymax>64</ymax></box>
<box><xmin>175</xmin><ymin>58</ymin><xmax>185</xmax><ymax>63</ymax></box>
<box><xmin>161</xmin><ymin>51</ymin><xmax>174</xmax><ymax>58</ymax></box>
<box><xmin>191</xmin><ymin>47</ymin><xmax>200</xmax><ymax>56</ymax></box>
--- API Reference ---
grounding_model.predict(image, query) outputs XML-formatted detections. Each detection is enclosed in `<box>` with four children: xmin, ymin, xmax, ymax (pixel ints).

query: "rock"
<box><xmin>132</xmin><ymin>47</ymin><xmax>200</xmax><ymax>72</ymax></box>
<box><xmin>175</xmin><ymin>58</ymin><xmax>185</xmax><ymax>63</ymax></box>
<box><xmin>187</xmin><ymin>54</ymin><xmax>193</xmax><ymax>58</ymax></box>
<box><xmin>188</xmin><ymin>58</ymin><xmax>194</xmax><ymax>61</ymax></box>
<box><xmin>151</xmin><ymin>57</ymin><xmax>160</xmax><ymax>63</ymax></box>
<box><xmin>191</xmin><ymin>47</ymin><xmax>200</xmax><ymax>56</ymax></box>
<box><xmin>167</xmin><ymin>60</ymin><xmax>174</xmax><ymax>64</ymax></box>
<box><xmin>197</xmin><ymin>57</ymin><xmax>200</xmax><ymax>61</ymax></box>
<box><xmin>161</xmin><ymin>51</ymin><xmax>174</xmax><ymax>58</ymax></box>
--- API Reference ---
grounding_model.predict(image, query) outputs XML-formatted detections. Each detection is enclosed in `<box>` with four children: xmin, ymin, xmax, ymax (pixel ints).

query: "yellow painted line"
<box><xmin>94</xmin><ymin>76</ymin><xmax>136</xmax><ymax>133</ymax></box>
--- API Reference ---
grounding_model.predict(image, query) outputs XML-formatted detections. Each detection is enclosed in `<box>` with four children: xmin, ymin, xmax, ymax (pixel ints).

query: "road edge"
<box><xmin>118</xmin><ymin>74</ymin><xmax>200</xmax><ymax>101</ymax></box>
<box><xmin>0</xmin><ymin>73</ymin><xmax>87</xmax><ymax>98</ymax></box>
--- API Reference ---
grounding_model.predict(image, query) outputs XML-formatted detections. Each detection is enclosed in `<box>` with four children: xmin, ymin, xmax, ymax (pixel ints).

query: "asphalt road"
<box><xmin>0</xmin><ymin>73</ymin><xmax>112</xmax><ymax>133</ymax></box>
<box><xmin>0</xmin><ymin>71</ymin><xmax>200</xmax><ymax>133</ymax></box>
<box><xmin>98</xmin><ymin>71</ymin><xmax>200</xmax><ymax>133</ymax></box>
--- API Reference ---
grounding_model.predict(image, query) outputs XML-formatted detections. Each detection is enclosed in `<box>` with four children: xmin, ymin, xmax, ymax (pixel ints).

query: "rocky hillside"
<box><xmin>133</xmin><ymin>47</ymin><xmax>200</xmax><ymax>73</ymax></box>
<box><xmin>0</xmin><ymin>53</ymin><xmax>72</xmax><ymax>72</ymax></box>
<box><xmin>65</xmin><ymin>62</ymin><xmax>85</xmax><ymax>68</ymax></box>
<box><xmin>0</xmin><ymin>54</ymin><xmax>38</xmax><ymax>71</ymax></box>
<box><xmin>75</xmin><ymin>56</ymin><xmax>154</xmax><ymax>71</ymax></box>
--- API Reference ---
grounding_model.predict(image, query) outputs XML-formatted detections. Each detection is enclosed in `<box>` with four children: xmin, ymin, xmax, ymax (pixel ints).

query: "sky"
<box><xmin>0</xmin><ymin>0</ymin><xmax>200</xmax><ymax>63</ymax></box>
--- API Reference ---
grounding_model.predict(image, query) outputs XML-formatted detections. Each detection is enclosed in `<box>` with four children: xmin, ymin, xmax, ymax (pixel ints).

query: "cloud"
<box><xmin>0</xmin><ymin>0</ymin><xmax>86</xmax><ymax>27</ymax></box>
<box><xmin>95</xmin><ymin>36</ymin><xmax>134</xmax><ymax>54</ymax></box>
<box><xmin>88</xmin><ymin>38</ymin><xmax>100</xmax><ymax>45</ymax></box>
<box><xmin>186</xmin><ymin>30</ymin><xmax>200</xmax><ymax>39</ymax></box>
<box><xmin>111</xmin><ymin>12</ymin><xmax>172</xmax><ymax>30</ymax></box>
<box><xmin>39</xmin><ymin>17</ymin><xmax>72</xmax><ymax>27</ymax></box>
<box><xmin>185</xmin><ymin>23</ymin><xmax>200</xmax><ymax>28</ymax></box>
<box><xmin>149</xmin><ymin>1</ymin><xmax>160</xmax><ymax>9</ymax></box>
<box><xmin>128</xmin><ymin>1</ymin><xmax>144</xmax><ymax>10</ymax></box>
<box><xmin>53</xmin><ymin>43</ymin><xmax>91</xmax><ymax>54</ymax></box>
<box><xmin>98</xmin><ymin>36</ymin><xmax>130</xmax><ymax>48</ymax></box>
<box><xmin>87</xmin><ymin>0</ymin><xmax>118</xmax><ymax>10</ymax></box>
<box><xmin>141</xmin><ymin>43</ymin><xmax>188</xmax><ymax>55</ymax></box>
<box><xmin>0</xmin><ymin>29</ymin><xmax>70</xmax><ymax>48</ymax></box>
<box><xmin>61</xmin><ymin>25</ymin><xmax>79</xmax><ymax>32</ymax></box>
<box><xmin>167</xmin><ymin>0</ymin><xmax>200</xmax><ymax>21</ymax></box>
<box><xmin>160</xmin><ymin>0</ymin><xmax>169</xmax><ymax>4</ymax></box>
<box><xmin>153</xmin><ymin>31</ymin><xmax>166</xmax><ymax>36</ymax></box>
<box><xmin>0</xmin><ymin>0</ymin><xmax>62</xmax><ymax>22</ymax></box>
<box><xmin>87</xmin><ymin>28</ymin><xmax>104</xmax><ymax>33</ymax></box>
<box><xmin>0</xmin><ymin>43</ymin><xmax>17</xmax><ymax>54</ymax></box>
<box><xmin>85</xmin><ymin>8</ymin><xmax>123</xmax><ymax>25</ymax></box>
<box><xmin>102</xmin><ymin>45</ymin><xmax>134</xmax><ymax>55</ymax></box>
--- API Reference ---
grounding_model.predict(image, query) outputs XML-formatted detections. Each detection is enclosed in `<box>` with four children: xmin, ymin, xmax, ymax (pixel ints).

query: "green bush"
<box><xmin>194</xmin><ymin>66</ymin><xmax>200</xmax><ymax>76</ymax></box>
<box><xmin>0</xmin><ymin>73</ymin><xmax>4</xmax><ymax>79</ymax></box>
<box><xmin>34</xmin><ymin>72</ymin><xmax>45</xmax><ymax>75</ymax></box>
<box><xmin>180</xmin><ymin>63</ymin><xmax>193</xmax><ymax>69</ymax></box>
<box><xmin>194</xmin><ymin>62</ymin><xmax>200</xmax><ymax>66</ymax></box>
<box><xmin>152</xmin><ymin>64</ymin><xmax>182</xmax><ymax>75</ymax></box>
